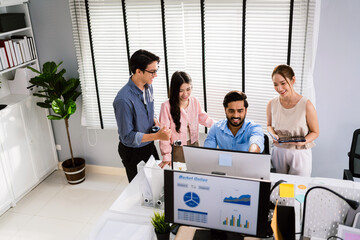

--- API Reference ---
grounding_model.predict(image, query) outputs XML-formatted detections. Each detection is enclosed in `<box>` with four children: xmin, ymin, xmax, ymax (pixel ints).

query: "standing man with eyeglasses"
<box><xmin>113</xmin><ymin>49</ymin><xmax>172</xmax><ymax>182</ymax></box>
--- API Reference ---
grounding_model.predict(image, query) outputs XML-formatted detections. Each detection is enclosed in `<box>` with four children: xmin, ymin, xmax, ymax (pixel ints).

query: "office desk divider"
<box><xmin>137</xmin><ymin>156</ymin><xmax>170</xmax><ymax>209</ymax></box>
<box><xmin>269</xmin><ymin>174</ymin><xmax>360</xmax><ymax>239</ymax></box>
<box><xmin>301</xmin><ymin>181</ymin><xmax>360</xmax><ymax>239</ymax></box>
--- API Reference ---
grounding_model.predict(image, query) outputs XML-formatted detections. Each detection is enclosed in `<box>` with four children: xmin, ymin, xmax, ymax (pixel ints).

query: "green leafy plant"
<box><xmin>28</xmin><ymin>61</ymin><xmax>81</xmax><ymax>168</ymax></box>
<box><xmin>151</xmin><ymin>212</ymin><xmax>171</xmax><ymax>234</ymax></box>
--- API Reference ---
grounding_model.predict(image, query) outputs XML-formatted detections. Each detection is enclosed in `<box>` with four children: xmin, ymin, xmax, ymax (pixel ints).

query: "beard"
<box><xmin>227</xmin><ymin>116</ymin><xmax>245</xmax><ymax>127</ymax></box>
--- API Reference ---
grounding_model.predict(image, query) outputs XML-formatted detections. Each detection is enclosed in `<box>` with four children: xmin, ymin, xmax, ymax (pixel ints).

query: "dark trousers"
<box><xmin>118</xmin><ymin>141</ymin><xmax>159</xmax><ymax>182</ymax></box>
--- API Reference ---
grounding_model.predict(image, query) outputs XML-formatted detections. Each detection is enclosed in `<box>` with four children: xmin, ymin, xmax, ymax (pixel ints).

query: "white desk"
<box><xmin>89</xmin><ymin>171</ymin><xmax>160</xmax><ymax>240</ymax></box>
<box><xmin>90</xmin><ymin>171</ymin><xmax>360</xmax><ymax>240</ymax></box>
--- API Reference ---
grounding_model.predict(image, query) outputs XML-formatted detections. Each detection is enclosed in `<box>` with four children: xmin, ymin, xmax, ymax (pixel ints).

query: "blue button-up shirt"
<box><xmin>204</xmin><ymin>118</ymin><xmax>264</xmax><ymax>152</ymax></box>
<box><xmin>113</xmin><ymin>77</ymin><xmax>155</xmax><ymax>148</ymax></box>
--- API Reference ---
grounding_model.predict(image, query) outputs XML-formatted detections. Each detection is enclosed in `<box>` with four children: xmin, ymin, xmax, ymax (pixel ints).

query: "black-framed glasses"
<box><xmin>143</xmin><ymin>68</ymin><xmax>159</xmax><ymax>76</ymax></box>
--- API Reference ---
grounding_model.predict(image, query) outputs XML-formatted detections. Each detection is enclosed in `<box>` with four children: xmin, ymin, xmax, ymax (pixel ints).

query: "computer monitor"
<box><xmin>182</xmin><ymin>145</ymin><xmax>271</xmax><ymax>180</ymax></box>
<box><xmin>164</xmin><ymin>170</ymin><xmax>271</xmax><ymax>238</ymax></box>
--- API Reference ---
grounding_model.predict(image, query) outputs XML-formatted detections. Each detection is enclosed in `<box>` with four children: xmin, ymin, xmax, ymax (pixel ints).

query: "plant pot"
<box><xmin>62</xmin><ymin>158</ymin><xmax>86</xmax><ymax>184</ymax></box>
<box><xmin>155</xmin><ymin>231</ymin><xmax>170</xmax><ymax>240</ymax></box>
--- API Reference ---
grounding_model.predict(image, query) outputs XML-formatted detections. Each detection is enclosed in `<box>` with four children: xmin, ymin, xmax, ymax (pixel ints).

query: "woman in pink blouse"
<box><xmin>159</xmin><ymin>71</ymin><xmax>214</xmax><ymax>168</ymax></box>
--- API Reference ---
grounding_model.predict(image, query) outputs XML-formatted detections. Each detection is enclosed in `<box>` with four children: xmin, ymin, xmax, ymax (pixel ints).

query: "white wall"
<box><xmin>28</xmin><ymin>0</ymin><xmax>360</xmax><ymax>177</ymax></box>
<box><xmin>28</xmin><ymin>0</ymin><xmax>122</xmax><ymax>167</ymax></box>
<box><xmin>311</xmin><ymin>0</ymin><xmax>360</xmax><ymax>178</ymax></box>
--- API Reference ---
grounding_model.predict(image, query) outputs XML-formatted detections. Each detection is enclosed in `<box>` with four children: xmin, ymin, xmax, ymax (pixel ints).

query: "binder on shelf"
<box><xmin>27</xmin><ymin>38</ymin><xmax>33</xmax><ymax>59</ymax></box>
<box><xmin>28</xmin><ymin>37</ymin><xmax>36</xmax><ymax>59</ymax></box>
<box><xmin>5</xmin><ymin>40</ymin><xmax>15</xmax><ymax>67</ymax></box>
<box><xmin>14</xmin><ymin>42</ymin><xmax>24</xmax><ymax>63</ymax></box>
<box><xmin>0</xmin><ymin>40</ymin><xmax>13</xmax><ymax>67</ymax></box>
<box><xmin>7</xmin><ymin>40</ymin><xmax>18</xmax><ymax>66</ymax></box>
<box><xmin>14</xmin><ymin>39</ymin><xmax>29</xmax><ymax>62</ymax></box>
<box><xmin>0</xmin><ymin>55</ymin><xmax>3</xmax><ymax>71</ymax></box>
<box><xmin>12</xmin><ymin>42</ymin><xmax>23</xmax><ymax>64</ymax></box>
<box><xmin>0</xmin><ymin>47</ymin><xmax>9</xmax><ymax>69</ymax></box>
<box><xmin>11</xmin><ymin>36</ymin><xmax>32</xmax><ymax>62</ymax></box>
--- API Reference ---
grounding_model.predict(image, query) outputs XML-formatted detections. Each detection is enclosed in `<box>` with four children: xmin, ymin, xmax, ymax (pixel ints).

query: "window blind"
<box><xmin>245</xmin><ymin>0</ymin><xmax>292</xmax><ymax>128</ymax></box>
<box><xmin>69</xmin><ymin>0</ymin><xmax>319</xmax><ymax>130</ymax></box>
<box><xmin>204</xmin><ymin>0</ymin><xmax>243</xmax><ymax>121</ymax></box>
<box><xmin>69</xmin><ymin>0</ymin><xmax>100</xmax><ymax>127</ymax></box>
<box><xmin>163</xmin><ymin>0</ymin><xmax>205</xmax><ymax>131</ymax></box>
<box><xmin>125</xmin><ymin>0</ymin><xmax>168</xmax><ymax>117</ymax></box>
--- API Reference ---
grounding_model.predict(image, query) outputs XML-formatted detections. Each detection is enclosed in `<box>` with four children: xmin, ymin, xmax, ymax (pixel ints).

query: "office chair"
<box><xmin>343</xmin><ymin>128</ymin><xmax>360</xmax><ymax>181</ymax></box>
<box><xmin>264</xmin><ymin>134</ymin><xmax>276</xmax><ymax>173</ymax></box>
<box><xmin>264</xmin><ymin>134</ymin><xmax>270</xmax><ymax>154</ymax></box>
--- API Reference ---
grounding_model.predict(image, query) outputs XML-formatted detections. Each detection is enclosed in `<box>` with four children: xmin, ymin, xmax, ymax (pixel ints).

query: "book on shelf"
<box><xmin>4</xmin><ymin>40</ymin><xmax>15</xmax><ymax>67</ymax></box>
<box><xmin>0</xmin><ymin>35</ymin><xmax>37</xmax><ymax>71</ymax></box>
<box><xmin>0</xmin><ymin>47</ymin><xmax>9</xmax><ymax>69</ymax></box>
<box><xmin>0</xmin><ymin>54</ymin><xmax>3</xmax><ymax>70</ymax></box>
<box><xmin>11</xmin><ymin>35</ymin><xmax>33</xmax><ymax>62</ymax></box>
<box><xmin>13</xmin><ymin>42</ymin><xmax>24</xmax><ymax>64</ymax></box>
<box><xmin>26</xmin><ymin>37</ymin><xmax>33</xmax><ymax>59</ymax></box>
<box><xmin>0</xmin><ymin>40</ymin><xmax>13</xmax><ymax>67</ymax></box>
<box><xmin>28</xmin><ymin>37</ymin><xmax>36</xmax><ymax>59</ymax></box>
<box><xmin>12</xmin><ymin>39</ymin><xmax>29</xmax><ymax>62</ymax></box>
<box><xmin>7</xmin><ymin>40</ymin><xmax>18</xmax><ymax>66</ymax></box>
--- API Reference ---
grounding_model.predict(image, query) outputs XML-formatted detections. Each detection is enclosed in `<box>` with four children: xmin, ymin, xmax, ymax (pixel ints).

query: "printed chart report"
<box><xmin>173</xmin><ymin>172</ymin><xmax>260</xmax><ymax>235</ymax></box>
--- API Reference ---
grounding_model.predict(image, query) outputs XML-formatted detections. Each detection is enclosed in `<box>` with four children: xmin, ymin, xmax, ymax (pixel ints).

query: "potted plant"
<box><xmin>151</xmin><ymin>212</ymin><xmax>171</xmax><ymax>240</ymax></box>
<box><xmin>28</xmin><ymin>61</ymin><xmax>84</xmax><ymax>184</ymax></box>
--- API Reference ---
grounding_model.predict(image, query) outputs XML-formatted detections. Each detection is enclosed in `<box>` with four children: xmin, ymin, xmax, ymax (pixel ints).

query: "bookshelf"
<box><xmin>0</xmin><ymin>1</ymin><xmax>58</xmax><ymax>216</ymax></box>
<box><xmin>0</xmin><ymin>0</ymin><xmax>39</xmax><ymax>97</ymax></box>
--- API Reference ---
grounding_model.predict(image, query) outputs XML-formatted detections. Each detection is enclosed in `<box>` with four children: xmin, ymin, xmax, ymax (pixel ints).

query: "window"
<box><xmin>69</xmin><ymin>0</ymin><xmax>320</xmax><ymax>130</ymax></box>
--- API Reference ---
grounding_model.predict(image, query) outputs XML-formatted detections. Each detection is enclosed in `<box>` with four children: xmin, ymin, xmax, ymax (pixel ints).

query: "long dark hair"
<box><xmin>169</xmin><ymin>71</ymin><xmax>192</xmax><ymax>133</ymax></box>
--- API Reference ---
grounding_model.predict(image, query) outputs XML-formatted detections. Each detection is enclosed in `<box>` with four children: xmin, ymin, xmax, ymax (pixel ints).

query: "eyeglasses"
<box><xmin>143</xmin><ymin>69</ymin><xmax>159</xmax><ymax>76</ymax></box>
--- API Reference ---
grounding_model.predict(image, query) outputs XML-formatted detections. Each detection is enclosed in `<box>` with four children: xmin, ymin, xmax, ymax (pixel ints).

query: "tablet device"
<box><xmin>277</xmin><ymin>136</ymin><xmax>306</xmax><ymax>143</ymax></box>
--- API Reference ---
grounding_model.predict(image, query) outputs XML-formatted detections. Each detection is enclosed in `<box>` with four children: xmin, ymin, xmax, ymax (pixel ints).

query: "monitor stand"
<box><xmin>193</xmin><ymin>229</ymin><xmax>244</xmax><ymax>240</ymax></box>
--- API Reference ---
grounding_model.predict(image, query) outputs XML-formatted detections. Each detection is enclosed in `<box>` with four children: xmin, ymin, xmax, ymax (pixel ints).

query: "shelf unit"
<box><xmin>0</xmin><ymin>0</ymin><xmax>59</xmax><ymax>216</ymax></box>
<box><xmin>0</xmin><ymin>0</ymin><xmax>39</xmax><ymax>98</ymax></box>
<box><xmin>0</xmin><ymin>95</ymin><xmax>58</xmax><ymax>216</ymax></box>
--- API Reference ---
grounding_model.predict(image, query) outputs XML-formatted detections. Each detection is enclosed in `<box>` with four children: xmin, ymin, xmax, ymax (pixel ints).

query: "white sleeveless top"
<box><xmin>271</xmin><ymin>96</ymin><xmax>315</xmax><ymax>150</ymax></box>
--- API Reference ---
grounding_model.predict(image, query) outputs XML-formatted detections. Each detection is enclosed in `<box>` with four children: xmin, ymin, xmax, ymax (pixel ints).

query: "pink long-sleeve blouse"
<box><xmin>159</xmin><ymin>96</ymin><xmax>214</xmax><ymax>162</ymax></box>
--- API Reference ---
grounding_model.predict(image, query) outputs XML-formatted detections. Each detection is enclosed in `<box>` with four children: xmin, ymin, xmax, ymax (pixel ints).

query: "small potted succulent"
<box><xmin>151</xmin><ymin>212</ymin><xmax>171</xmax><ymax>240</ymax></box>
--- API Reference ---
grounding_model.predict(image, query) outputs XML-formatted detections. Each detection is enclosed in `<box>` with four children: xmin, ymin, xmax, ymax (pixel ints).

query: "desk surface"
<box><xmin>92</xmin><ymin>171</ymin><xmax>360</xmax><ymax>240</ymax></box>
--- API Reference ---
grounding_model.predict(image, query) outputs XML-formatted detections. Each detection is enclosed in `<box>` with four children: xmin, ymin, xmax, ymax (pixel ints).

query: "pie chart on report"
<box><xmin>184</xmin><ymin>192</ymin><xmax>200</xmax><ymax>207</ymax></box>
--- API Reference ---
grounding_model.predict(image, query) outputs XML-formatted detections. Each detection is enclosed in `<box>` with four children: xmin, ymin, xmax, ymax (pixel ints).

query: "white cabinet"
<box><xmin>0</xmin><ymin>95</ymin><xmax>58</xmax><ymax>213</ymax></box>
<box><xmin>0</xmin><ymin>0</ymin><xmax>58</xmax><ymax>215</ymax></box>
<box><xmin>22</xmin><ymin>96</ymin><xmax>58</xmax><ymax>180</ymax></box>
<box><xmin>0</xmin><ymin>152</ymin><xmax>12</xmax><ymax>216</ymax></box>
<box><xmin>0</xmin><ymin>99</ymin><xmax>37</xmax><ymax>200</ymax></box>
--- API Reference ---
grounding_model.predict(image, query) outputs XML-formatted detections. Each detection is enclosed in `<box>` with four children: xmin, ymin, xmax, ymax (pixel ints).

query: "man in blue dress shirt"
<box><xmin>204</xmin><ymin>91</ymin><xmax>264</xmax><ymax>152</ymax></box>
<box><xmin>113</xmin><ymin>49</ymin><xmax>171</xmax><ymax>182</ymax></box>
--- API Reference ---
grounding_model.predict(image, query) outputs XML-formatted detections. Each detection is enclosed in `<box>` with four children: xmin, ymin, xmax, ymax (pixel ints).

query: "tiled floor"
<box><xmin>0</xmin><ymin>170</ymin><xmax>128</xmax><ymax>240</ymax></box>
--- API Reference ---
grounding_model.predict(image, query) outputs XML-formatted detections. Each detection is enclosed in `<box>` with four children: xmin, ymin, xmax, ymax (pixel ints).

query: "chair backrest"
<box><xmin>349</xmin><ymin>128</ymin><xmax>360</xmax><ymax>178</ymax></box>
<box><xmin>263</xmin><ymin>134</ymin><xmax>270</xmax><ymax>154</ymax></box>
